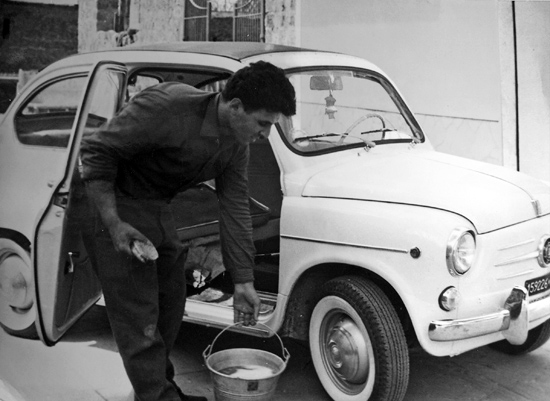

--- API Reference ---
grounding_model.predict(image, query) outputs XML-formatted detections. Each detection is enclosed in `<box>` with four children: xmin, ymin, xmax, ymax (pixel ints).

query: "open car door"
<box><xmin>33</xmin><ymin>62</ymin><xmax>127</xmax><ymax>345</ymax></box>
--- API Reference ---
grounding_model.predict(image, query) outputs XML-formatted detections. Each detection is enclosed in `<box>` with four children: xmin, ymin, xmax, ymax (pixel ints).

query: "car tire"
<box><xmin>309</xmin><ymin>275</ymin><xmax>409</xmax><ymax>401</ymax></box>
<box><xmin>0</xmin><ymin>237</ymin><xmax>38</xmax><ymax>339</ymax></box>
<box><xmin>489</xmin><ymin>319</ymin><xmax>550</xmax><ymax>355</ymax></box>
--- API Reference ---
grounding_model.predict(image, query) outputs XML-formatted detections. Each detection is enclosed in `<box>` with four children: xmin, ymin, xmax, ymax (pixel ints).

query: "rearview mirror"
<box><xmin>310</xmin><ymin>75</ymin><xmax>343</xmax><ymax>91</ymax></box>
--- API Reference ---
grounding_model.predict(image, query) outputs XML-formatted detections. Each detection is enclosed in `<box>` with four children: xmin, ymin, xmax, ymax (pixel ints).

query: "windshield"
<box><xmin>279</xmin><ymin>69</ymin><xmax>423</xmax><ymax>154</ymax></box>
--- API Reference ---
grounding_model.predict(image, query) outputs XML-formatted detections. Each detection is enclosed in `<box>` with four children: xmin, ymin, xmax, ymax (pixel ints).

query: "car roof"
<box><xmin>37</xmin><ymin>41</ymin><xmax>384</xmax><ymax>84</ymax></box>
<box><xmin>113</xmin><ymin>41</ymin><xmax>318</xmax><ymax>61</ymax></box>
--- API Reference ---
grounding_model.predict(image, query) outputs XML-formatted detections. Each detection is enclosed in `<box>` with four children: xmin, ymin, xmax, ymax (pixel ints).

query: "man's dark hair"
<box><xmin>222</xmin><ymin>61</ymin><xmax>296</xmax><ymax>116</ymax></box>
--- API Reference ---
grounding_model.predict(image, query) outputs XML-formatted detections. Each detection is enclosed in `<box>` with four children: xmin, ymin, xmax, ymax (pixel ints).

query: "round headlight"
<box><xmin>446</xmin><ymin>229</ymin><xmax>476</xmax><ymax>275</ymax></box>
<box><xmin>539</xmin><ymin>235</ymin><xmax>550</xmax><ymax>267</ymax></box>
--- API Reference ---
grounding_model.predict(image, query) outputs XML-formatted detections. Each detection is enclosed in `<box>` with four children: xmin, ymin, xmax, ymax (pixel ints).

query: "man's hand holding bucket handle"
<box><xmin>233</xmin><ymin>282</ymin><xmax>261</xmax><ymax>326</ymax></box>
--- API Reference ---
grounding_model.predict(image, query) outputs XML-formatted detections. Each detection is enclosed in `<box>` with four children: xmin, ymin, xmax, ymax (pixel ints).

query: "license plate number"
<box><xmin>525</xmin><ymin>273</ymin><xmax>550</xmax><ymax>296</ymax></box>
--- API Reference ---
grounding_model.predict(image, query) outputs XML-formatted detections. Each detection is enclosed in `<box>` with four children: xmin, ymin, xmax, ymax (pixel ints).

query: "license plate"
<box><xmin>525</xmin><ymin>273</ymin><xmax>550</xmax><ymax>296</ymax></box>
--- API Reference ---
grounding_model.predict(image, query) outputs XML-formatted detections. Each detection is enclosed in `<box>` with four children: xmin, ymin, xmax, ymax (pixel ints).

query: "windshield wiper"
<box><xmin>294</xmin><ymin>132</ymin><xmax>376</xmax><ymax>150</ymax></box>
<box><xmin>293</xmin><ymin>132</ymin><xmax>342</xmax><ymax>143</ymax></box>
<box><xmin>359</xmin><ymin>128</ymin><xmax>396</xmax><ymax>135</ymax></box>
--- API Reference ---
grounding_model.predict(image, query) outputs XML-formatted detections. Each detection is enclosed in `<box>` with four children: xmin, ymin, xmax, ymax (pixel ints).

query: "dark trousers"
<box><xmin>91</xmin><ymin>198</ymin><xmax>187</xmax><ymax>401</ymax></box>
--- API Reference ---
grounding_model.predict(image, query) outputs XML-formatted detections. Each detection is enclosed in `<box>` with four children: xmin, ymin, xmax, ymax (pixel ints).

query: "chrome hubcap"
<box><xmin>323</xmin><ymin>315</ymin><xmax>370</xmax><ymax>385</ymax></box>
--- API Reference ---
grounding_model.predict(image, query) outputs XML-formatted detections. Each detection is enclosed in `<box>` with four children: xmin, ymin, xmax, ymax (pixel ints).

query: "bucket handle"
<box><xmin>203</xmin><ymin>322</ymin><xmax>290</xmax><ymax>364</ymax></box>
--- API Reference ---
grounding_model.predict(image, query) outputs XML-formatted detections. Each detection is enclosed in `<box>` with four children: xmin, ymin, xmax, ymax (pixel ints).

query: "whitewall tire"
<box><xmin>309</xmin><ymin>276</ymin><xmax>409</xmax><ymax>401</ymax></box>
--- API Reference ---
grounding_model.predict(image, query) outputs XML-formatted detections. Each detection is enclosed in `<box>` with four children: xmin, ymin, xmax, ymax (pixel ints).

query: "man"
<box><xmin>80</xmin><ymin>61</ymin><xmax>296</xmax><ymax>401</ymax></box>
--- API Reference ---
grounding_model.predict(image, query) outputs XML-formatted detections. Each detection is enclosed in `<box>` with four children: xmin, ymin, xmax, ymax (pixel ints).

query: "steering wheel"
<box><xmin>345</xmin><ymin>113</ymin><xmax>387</xmax><ymax>138</ymax></box>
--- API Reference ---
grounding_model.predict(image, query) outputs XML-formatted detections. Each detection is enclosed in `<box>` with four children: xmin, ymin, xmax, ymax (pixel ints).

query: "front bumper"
<box><xmin>429</xmin><ymin>287</ymin><xmax>550</xmax><ymax>344</ymax></box>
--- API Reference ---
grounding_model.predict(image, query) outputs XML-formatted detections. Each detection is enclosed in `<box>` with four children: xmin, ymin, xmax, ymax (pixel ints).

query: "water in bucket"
<box><xmin>218</xmin><ymin>364</ymin><xmax>278</xmax><ymax>380</ymax></box>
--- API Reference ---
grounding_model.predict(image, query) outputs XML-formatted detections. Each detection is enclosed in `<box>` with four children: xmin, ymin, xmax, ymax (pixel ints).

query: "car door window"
<box><xmin>126</xmin><ymin>68</ymin><xmax>230</xmax><ymax>99</ymax></box>
<box><xmin>14</xmin><ymin>76</ymin><xmax>87</xmax><ymax>148</ymax></box>
<box><xmin>86</xmin><ymin>69</ymin><xmax>125</xmax><ymax>126</ymax></box>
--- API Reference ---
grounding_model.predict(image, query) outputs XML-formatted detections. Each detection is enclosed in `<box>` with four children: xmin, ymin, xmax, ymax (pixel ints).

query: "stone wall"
<box><xmin>79</xmin><ymin>0</ymin><xmax>185</xmax><ymax>53</ymax></box>
<box><xmin>79</xmin><ymin>0</ymin><xmax>133</xmax><ymax>52</ymax></box>
<box><xmin>78</xmin><ymin>0</ymin><xmax>296</xmax><ymax>53</ymax></box>
<box><xmin>0</xmin><ymin>1</ymin><xmax>78</xmax><ymax>73</ymax></box>
<box><xmin>96</xmin><ymin>0</ymin><xmax>120</xmax><ymax>31</ymax></box>
<box><xmin>129</xmin><ymin>0</ymin><xmax>185</xmax><ymax>44</ymax></box>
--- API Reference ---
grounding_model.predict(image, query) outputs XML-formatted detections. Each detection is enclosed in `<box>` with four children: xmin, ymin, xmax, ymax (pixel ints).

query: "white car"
<box><xmin>1</xmin><ymin>42</ymin><xmax>549</xmax><ymax>401</ymax></box>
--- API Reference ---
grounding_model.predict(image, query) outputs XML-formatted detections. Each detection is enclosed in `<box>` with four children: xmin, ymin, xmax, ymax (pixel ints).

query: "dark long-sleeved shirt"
<box><xmin>80</xmin><ymin>82</ymin><xmax>255</xmax><ymax>283</ymax></box>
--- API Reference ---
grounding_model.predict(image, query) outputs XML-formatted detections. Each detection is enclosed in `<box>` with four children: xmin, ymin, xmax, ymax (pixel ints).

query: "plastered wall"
<box><xmin>515</xmin><ymin>1</ymin><xmax>550</xmax><ymax>182</ymax></box>
<box><xmin>265</xmin><ymin>0</ymin><xmax>297</xmax><ymax>45</ymax></box>
<box><xmin>297</xmin><ymin>0</ymin><xmax>504</xmax><ymax>166</ymax></box>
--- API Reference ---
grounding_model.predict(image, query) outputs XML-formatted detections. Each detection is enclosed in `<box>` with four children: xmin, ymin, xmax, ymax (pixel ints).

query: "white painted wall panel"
<box><xmin>298</xmin><ymin>0</ymin><xmax>503</xmax><ymax>165</ymax></box>
<box><xmin>516</xmin><ymin>1</ymin><xmax>550</xmax><ymax>182</ymax></box>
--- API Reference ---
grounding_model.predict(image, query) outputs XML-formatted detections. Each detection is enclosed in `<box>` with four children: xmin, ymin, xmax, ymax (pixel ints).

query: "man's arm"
<box><xmin>216</xmin><ymin>146</ymin><xmax>261</xmax><ymax>325</ymax></box>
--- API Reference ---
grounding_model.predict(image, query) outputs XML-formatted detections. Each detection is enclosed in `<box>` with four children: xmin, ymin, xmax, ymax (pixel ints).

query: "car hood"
<box><xmin>301</xmin><ymin>149</ymin><xmax>550</xmax><ymax>233</ymax></box>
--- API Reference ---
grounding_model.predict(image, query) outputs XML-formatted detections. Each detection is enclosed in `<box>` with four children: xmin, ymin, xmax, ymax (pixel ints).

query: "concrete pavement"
<box><xmin>1</xmin><ymin>304</ymin><xmax>550</xmax><ymax>401</ymax></box>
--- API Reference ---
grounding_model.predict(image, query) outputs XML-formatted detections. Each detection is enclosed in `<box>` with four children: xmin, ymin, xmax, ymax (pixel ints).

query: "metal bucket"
<box><xmin>203</xmin><ymin>323</ymin><xmax>290</xmax><ymax>401</ymax></box>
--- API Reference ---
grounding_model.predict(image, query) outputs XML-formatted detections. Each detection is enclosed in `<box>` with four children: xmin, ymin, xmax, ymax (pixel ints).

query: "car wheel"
<box><xmin>489</xmin><ymin>319</ymin><xmax>550</xmax><ymax>355</ymax></box>
<box><xmin>0</xmin><ymin>237</ymin><xmax>38</xmax><ymax>339</ymax></box>
<box><xmin>309</xmin><ymin>276</ymin><xmax>409</xmax><ymax>401</ymax></box>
